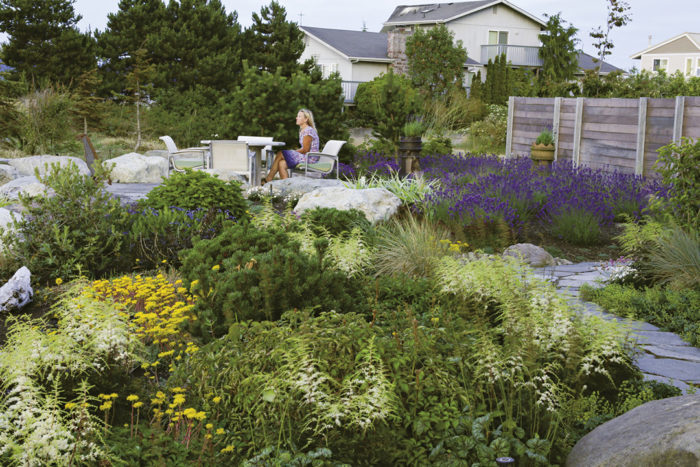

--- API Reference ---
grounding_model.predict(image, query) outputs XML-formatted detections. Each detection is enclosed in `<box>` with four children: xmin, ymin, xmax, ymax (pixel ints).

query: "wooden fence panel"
<box><xmin>506</xmin><ymin>96</ymin><xmax>700</xmax><ymax>176</ymax></box>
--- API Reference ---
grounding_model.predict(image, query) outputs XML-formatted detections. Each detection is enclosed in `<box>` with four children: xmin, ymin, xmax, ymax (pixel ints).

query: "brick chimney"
<box><xmin>387</xmin><ymin>27</ymin><xmax>413</xmax><ymax>75</ymax></box>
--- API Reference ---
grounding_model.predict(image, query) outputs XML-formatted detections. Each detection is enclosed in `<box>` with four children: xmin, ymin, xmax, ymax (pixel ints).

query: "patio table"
<box><xmin>201</xmin><ymin>138</ymin><xmax>284</xmax><ymax>186</ymax></box>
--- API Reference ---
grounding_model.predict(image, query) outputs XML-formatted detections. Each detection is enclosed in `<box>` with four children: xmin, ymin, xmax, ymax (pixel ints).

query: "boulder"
<box><xmin>8</xmin><ymin>155</ymin><xmax>90</xmax><ymax>177</ymax></box>
<box><xmin>0</xmin><ymin>176</ymin><xmax>48</xmax><ymax>200</ymax></box>
<box><xmin>104</xmin><ymin>152</ymin><xmax>169</xmax><ymax>183</ymax></box>
<box><xmin>0</xmin><ymin>207</ymin><xmax>22</xmax><ymax>250</ymax></box>
<box><xmin>503</xmin><ymin>243</ymin><xmax>555</xmax><ymax>267</ymax></box>
<box><xmin>264</xmin><ymin>177</ymin><xmax>345</xmax><ymax>198</ymax></box>
<box><xmin>566</xmin><ymin>393</ymin><xmax>700</xmax><ymax>467</ymax></box>
<box><xmin>0</xmin><ymin>266</ymin><xmax>33</xmax><ymax>313</ymax></box>
<box><xmin>0</xmin><ymin>164</ymin><xmax>19</xmax><ymax>186</ymax></box>
<box><xmin>144</xmin><ymin>149</ymin><xmax>169</xmax><ymax>159</ymax></box>
<box><xmin>295</xmin><ymin>187</ymin><xmax>401</xmax><ymax>224</ymax></box>
<box><xmin>200</xmin><ymin>169</ymin><xmax>248</xmax><ymax>184</ymax></box>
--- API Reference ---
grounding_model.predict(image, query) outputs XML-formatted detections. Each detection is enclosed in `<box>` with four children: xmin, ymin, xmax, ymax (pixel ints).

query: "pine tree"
<box><xmin>243</xmin><ymin>1</ymin><xmax>310</xmax><ymax>77</ymax></box>
<box><xmin>484</xmin><ymin>59</ymin><xmax>495</xmax><ymax>104</ymax></box>
<box><xmin>95</xmin><ymin>0</ymin><xmax>167</xmax><ymax>96</ymax></box>
<box><xmin>0</xmin><ymin>0</ymin><xmax>96</xmax><ymax>86</ymax></box>
<box><xmin>72</xmin><ymin>67</ymin><xmax>102</xmax><ymax>134</ymax></box>
<box><xmin>538</xmin><ymin>13</ymin><xmax>579</xmax><ymax>95</ymax></box>
<box><xmin>470</xmin><ymin>71</ymin><xmax>482</xmax><ymax>100</ymax></box>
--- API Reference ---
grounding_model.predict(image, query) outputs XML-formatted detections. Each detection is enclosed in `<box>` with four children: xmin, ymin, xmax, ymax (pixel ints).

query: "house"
<box><xmin>299</xmin><ymin>0</ymin><xmax>623</xmax><ymax>103</ymax></box>
<box><xmin>631</xmin><ymin>32</ymin><xmax>700</xmax><ymax>77</ymax></box>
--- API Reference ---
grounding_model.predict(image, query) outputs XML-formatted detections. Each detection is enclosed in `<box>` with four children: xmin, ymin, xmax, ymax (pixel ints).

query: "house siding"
<box><xmin>300</xmin><ymin>36</ymin><xmax>353</xmax><ymax>80</ymax></box>
<box><xmin>640</xmin><ymin>53</ymin><xmax>700</xmax><ymax>75</ymax></box>
<box><xmin>644</xmin><ymin>36</ymin><xmax>699</xmax><ymax>55</ymax></box>
<box><xmin>351</xmin><ymin>62</ymin><xmax>389</xmax><ymax>81</ymax></box>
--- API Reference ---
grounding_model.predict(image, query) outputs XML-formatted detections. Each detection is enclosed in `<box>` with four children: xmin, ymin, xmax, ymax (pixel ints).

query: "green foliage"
<box><xmin>402</xmin><ymin>120</ymin><xmax>424</xmax><ymax>137</ymax></box>
<box><xmin>422</xmin><ymin>135</ymin><xmax>453</xmax><ymax>155</ymax></box>
<box><xmin>141</xmin><ymin>170</ymin><xmax>249</xmax><ymax>221</ymax></box>
<box><xmin>602</xmin><ymin>69</ymin><xmax>700</xmax><ymax>98</ymax></box>
<box><xmin>589</xmin><ymin>0</ymin><xmax>631</xmax><ymax>77</ymax></box>
<box><xmin>646</xmin><ymin>224</ymin><xmax>700</xmax><ymax>290</ymax></box>
<box><xmin>0</xmin><ymin>0</ymin><xmax>96</xmax><ymax>85</ymax></box>
<box><xmin>354</xmin><ymin>70</ymin><xmax>421</xmax><ymax>152</ymax></box>
<box><xmin>344</xmin><ymin>171</ymin><xmax>438</xmax><ymax>211</ymax></box>
<box><xmin>242</xmin><ymin>1</ymin><xmax>311</xmax><ymax>77</ymax></box>
<box><xmin>299</xmin><ymin>207</ymin><xmax>370</xmax><ymax>237</ymax></box>
<box><xmin>550</xmin><ymin>208</ymin><xmax>602</xmax><ymax>246</ymax></box>
<box><xmin>0</xmin><ymin>163</ymin><xmax>129</xmax><ymax>283</ymax></box>
<box><xmin>179</xmin><ymin>223</ymin><xmax>366</xmax><ymax>340</ymax></box>
<box><xmin>11</xmin><ymin>85</ymin><xmax>76</xmax><ymax>154</ymax></box>
<box><xmin>405</xmin><ymin>24</ymin><xmax>468</xmax><ymax>98</ymax></box>
<box><xmin>535</xmin><ymin>129</ymin><xmax>555</xmax><ymax>146</ymax></box>
<box><xmin>581</xmin><ymin>283</ymin><xmax>700</xmax><ymax>346</ymax></box>
<box><xmin>655</xmin><ymin>138</ymin><xmax>700</xmax><ymax>231</ymax></box>
<box><xmin>423</xmin><ymin>86</ymin><xmax>487</xmax><ymax>133</ymax></box>
<box><xmin>538</xmin><ymin>13</ymin><xmax>579</xmax><ymax>94</ymax></box>
<box><xmin>483</xmin><ymin>54</ymin><xmax>510</xmax><ymax>105</ymax></box>
<box><xmin>469</xmin><ymin>104</ymin><xmax>508</xmax><ymax>152</ymax></box>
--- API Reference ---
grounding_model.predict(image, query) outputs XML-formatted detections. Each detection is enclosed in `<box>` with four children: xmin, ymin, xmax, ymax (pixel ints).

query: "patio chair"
<box><xmin>291</xmin><ymin>140</ymin><xmax>346</xmax><ymax>179</ymax></box>
<box><xmin>237</xmin><ymin>136</ymin><xmax>273</xmax><ymax>168</ymax></box>
<box><xmin>209</xmin><ymin>140</ymin><xmax>252</xmax><ymax>181</ymax></box>
<box><xmin>159</xmin><ymin>135</ymin><xmax>209</xmax><ymax>172</ymax></box>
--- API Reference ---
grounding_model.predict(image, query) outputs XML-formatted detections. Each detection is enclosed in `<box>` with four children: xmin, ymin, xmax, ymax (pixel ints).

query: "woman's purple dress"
<box><xmin>282</xmin><ymin>126</ymin><xmax>320</xmax><ymax>168</ymax></box>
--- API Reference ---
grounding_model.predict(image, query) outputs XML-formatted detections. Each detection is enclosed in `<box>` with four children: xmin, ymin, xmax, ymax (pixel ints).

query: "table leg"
<box><xmin>251</xmin><ymin>147</ymin><xmax>263</xmax><ymax>187</ymax></box>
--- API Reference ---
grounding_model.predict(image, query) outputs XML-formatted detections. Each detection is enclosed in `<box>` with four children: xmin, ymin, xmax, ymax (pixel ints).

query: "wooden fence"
<box><xmin>505</xmin><ymin>96</ymin><xmax>700</xmax><ymax>175</ymax></box>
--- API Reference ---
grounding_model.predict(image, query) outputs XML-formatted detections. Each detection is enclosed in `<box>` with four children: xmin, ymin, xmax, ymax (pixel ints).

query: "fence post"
<box><xmin>553</xmin><ymin>97</ymin><xmax>561</xmax><ymax>161</ymax></box>
<box><xmin>505</xmin><ymin>96</ymin><xmax>515</xmax><ymax>158</ymax></box>
<box><xmin>672</xmin><ymin>96</ymin><xmax>685</xmax><ymax>144</ymax></box>
<box><xmin>635</xmin><ymin>97</ymin><xmax>648</xmax><ymax>175</ymax></box>
<box><xmin>572</xmin><ymin>98</ymin><xmax>584</xmax><ymax>166</ymax></box>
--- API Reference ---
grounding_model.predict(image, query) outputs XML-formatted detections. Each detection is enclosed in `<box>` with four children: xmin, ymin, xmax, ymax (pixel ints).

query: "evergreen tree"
<box><xmin>243</xmin><ymin>1</ymin><xmax>311</xmax><ymax>76</ymax></box>
<box><xmin>483</xmin><ymin>54</ymin><xmax>510</xmax><ymax>105</ymax></box>
<box><xmin>470</xmin><ymin>71</ymin><xmax>482</xmax><ymax>100</ymax></box>
<box><xmin>538</xmin><ymin>13</ymin><xmax>579</xmax><ymax>95</ymax></box>
<box><xmin>484</xmin><ymin>58</ymin><xmax>495</xmax><ymax>103</ymax></box>
<box><xmin>95</xmin><ymin>0</ymin><xmax>167</xmax><ymax>96</ymax></box>
<box><xmin>405</xmin><ymin>24</ymin><xmax>468</xmax><ymax>98</ymax></box>
<box><xmin>0</xmin><ymin>0</ymin><xmax>96</xmax><ymax>86</ymax></box>
<box><xmin>72</xmin><ymin>67</ymin><xmax>102</xmax><ymax>134</ymax></box>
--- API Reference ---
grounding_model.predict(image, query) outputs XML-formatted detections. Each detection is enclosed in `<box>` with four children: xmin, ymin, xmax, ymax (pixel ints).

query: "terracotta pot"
<box><xmin>531</xmin><ymin>143</ymin><xmax>555</xmax><ymax>167</ymax></box>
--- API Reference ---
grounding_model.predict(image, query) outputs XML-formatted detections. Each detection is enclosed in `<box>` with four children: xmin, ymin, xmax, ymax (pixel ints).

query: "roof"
<box><xmin>382</xmin><ymin>0</ymin><xmax>546</xmax><ymax>30</ymax></box>
<box><xmin>301</xmin><ymin>25</ymin><xmax>481</xmax><ymax>66</ymax></box>
<box><xmin>630</xmin><ymin>32</ymin><xmax>700</xmax><ymax>59</ymax></box>
<box><xmin>301</xmin><ymin>26</ymin><xmax>390</xmax><ymax>61</ymax></box>
<box><xmin>576</xmin><ymin>51</ymin><xmax>624</xmax><ymax>74</ymax></box>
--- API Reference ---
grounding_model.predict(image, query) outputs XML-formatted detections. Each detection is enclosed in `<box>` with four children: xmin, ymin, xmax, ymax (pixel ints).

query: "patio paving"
<box><xmin>533</xmin><ymin>262</ymin><xmax>700</xmax><ymax>394</ymax></box>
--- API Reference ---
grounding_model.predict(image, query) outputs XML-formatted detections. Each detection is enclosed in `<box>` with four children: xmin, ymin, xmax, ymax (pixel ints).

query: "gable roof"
<box><xmin>382</xmin><ymin>0</ymin><xmax>546</xmax><ymax>30</ymax></box>
<box><xmin>301</xmin><ymin>25</ymin><xmax>481</xmax><ymax>66</ymax></box>
<box><xmin>630</xmin><ymin>32</ymin><xmax>700</xmax><ymax>59</ymax></box>
<box><xmin>576</xmin><ymin>51</ymin><xmax>624</xmax><ymax>74</ymax></box>
<box><xmin>301</xmin><ymin>26</ymin><xmax>391</xmax><ymax>61</ymax></box>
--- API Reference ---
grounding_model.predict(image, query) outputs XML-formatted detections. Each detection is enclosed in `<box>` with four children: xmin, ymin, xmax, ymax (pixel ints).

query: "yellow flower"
<box><xmin>221</xmin><ymin>445</ymin><xmax>235</xmax><ymax>453</ymax></box>
<box><xmin>431</xmin><ymin>317</ymin><xmax>439</xmax><ymax>324</ymax></box>
<box><xmin>216</xmin><ymin>428</ymin><xmax>225</xmax><ymax>435</ymax></box>
<box><xmin>212</xmin><ymin>396</ymin><xmax>222</xmax><ymax>404</ymax></box>
<box><xmin>155</xmin><ymin>391</ymin><xmax>166</xmax><ymax>400</ymax></box>
<box><xmin>211</xmin><ymin>264</ymin><xmax>220</xmax><ymax>271</ymax></box>
<box><xmin>55</xmin><ymin>278</ymin><xmax>63</xmax><ymax>286</ymax></box>
<box><xmin>133</xmin><ymin>402</ymin><xmax>144</xmax><ymax>409</ymax></box>
<box><xmin>205</xmin><ymin>423</ymin><xmax>213</xmax><ymax>430</ymax></box>
<box><xmin>64</xmin><ymin>402</ymin><xmax>76</xmax><ymax>410</ymax></box>
<box><xmin>126</xmin><ymin>395</ymin><xmax>139</xmax><ymax>402</ymax></box>
<box><xmin>205</xmin><ymin>433</ymin><xmax>212</xmax><ymax>439</ymax></box>
<box><xmin>161</xmin><ymin>259</ymin><xmax>167</xmax><ymax>264</ymax></box>
<box><xmin>110</xmin><ymin>393</ymin><xmax>118</xmax><ymax>399</ymax></box>
<box><xmin>195</xmin><ymin>411</ymin><xmax>206</xmax><ymax>421</ymax></box>
<box><xmin>99</xmin><ymin>401</ymin><xmax>112</xmax><ymax>411</ymax></box>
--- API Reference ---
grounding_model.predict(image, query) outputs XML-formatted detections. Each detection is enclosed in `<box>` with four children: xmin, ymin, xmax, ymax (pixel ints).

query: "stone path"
<box><xmin>533</xmin><ymin>262</ymin><xmax>700</xmax><ymax>394</ymax></box>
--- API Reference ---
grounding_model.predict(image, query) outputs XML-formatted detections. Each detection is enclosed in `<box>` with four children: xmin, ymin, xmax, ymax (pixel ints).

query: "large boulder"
<box><xmin>104</xmin><ymin>152</ymin><xmax>169</xmax><ymax>183</ymax></box>
<box><xmin>567</xmin><ymin>394</ymin><xmax>700</xmax><ymax>467</ymax></box>
<box><xmin>0</xmin><ymin>176</ymin><xmax>48</xmax><ymax>200</ymax></box>
<box><xmin>294</xmin><ymin>187</ymin><xmax>401</xmax><ymax>224</ymax></box>
<box><xmin>262</xmin><ymin>177</ymin><xmax>345</xmax><ymax>198</ymax></box>
<box><xmin>0</xmin><ymin>208</ymin><xmax>22</xmax><ymax>250</ymax></box>
<box><xmin>503</xmin><ymin>243</ymin><xmax>555</xmax><ymax>267</ymax></box>
<box><xmin>0</xmin><ymin>266</ymin><xmax>33</xmax><ymax>313</ymax></box>
<box><xmin>0</xmin><ymin>163</ymin><xmax>19</xmax><ymax>186</ymax></box>
<box><xmin>8</xmin><ymin>155</ymin><xmax>90</xmax><ymax>177</ymax></box>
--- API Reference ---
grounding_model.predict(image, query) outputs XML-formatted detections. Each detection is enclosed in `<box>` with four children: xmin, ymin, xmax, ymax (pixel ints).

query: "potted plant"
<box><xmin>531</xmin><ymin>129</ymin><xmax>555</xmax><ymax>166</ymax></box>
<box><xmin>399</xmin><ymin>120</ymin><xmax>424</xmax><ymax>176</ymax></box>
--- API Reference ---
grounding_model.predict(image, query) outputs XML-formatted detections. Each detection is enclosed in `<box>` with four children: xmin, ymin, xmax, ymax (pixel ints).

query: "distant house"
<box><xmin>631</xmin><ymin>32</ymin><xmax>700</xmax><ymax>77</ymax></box>
<box><xmin>299</xmin><ymin>0</ymin><xmax>623</xmax><ymax>103</ymax></box>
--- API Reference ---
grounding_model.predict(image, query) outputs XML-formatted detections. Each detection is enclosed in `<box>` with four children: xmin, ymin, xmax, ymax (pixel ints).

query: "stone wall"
<box><xmin>387</xmin><ymin>27</ymin><xmax>413</xmax><ymax>75</ymax></box>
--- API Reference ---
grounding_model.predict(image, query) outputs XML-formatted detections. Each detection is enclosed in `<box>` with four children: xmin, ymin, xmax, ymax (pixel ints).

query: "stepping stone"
<box><xmin>618</xmin><ymin>319</ymin><xmax>660</xmax><ymax>332</ymax></box>
<box><xmin>634</xmin><ymin>355</ymin><xmax>700</xmax><ymax>384</ymax></box>
<box><xmin>642</xmin><ymin>344</ymin><xmax>700</xmax><ymax>363</ymax></box>
<box><xmin>642</xmin><ymin>373</ymin><xmax>693</xmax><ymax>394</ymax></box>
<box><xmin>633</xmin><ymin>330</ymin><xmax>691</xmax><ymax>347</ymax></box>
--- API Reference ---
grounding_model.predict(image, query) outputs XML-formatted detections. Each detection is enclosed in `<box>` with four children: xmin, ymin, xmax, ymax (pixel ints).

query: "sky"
<box><xmin>2</xmin><ymin>0</ymin><xmax>700</xmax><ymax>71</ymax></box>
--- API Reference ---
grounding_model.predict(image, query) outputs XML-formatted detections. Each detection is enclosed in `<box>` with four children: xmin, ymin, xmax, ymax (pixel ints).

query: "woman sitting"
<box><xmin>263</xmin><ymin>108</ymin><xmax>319</xmax><ymax>184</ymax></box>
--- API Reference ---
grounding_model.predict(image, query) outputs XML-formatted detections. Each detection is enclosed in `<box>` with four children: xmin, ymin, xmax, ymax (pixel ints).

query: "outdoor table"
<box><xmin>201</xmin><ymin>138</ymin><xmax>284</xmax><ymax>186</ymax></box>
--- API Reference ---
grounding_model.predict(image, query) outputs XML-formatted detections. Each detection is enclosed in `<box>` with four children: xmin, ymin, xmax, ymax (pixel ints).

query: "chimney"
<box><xmin>387</xmin><ymin>27</ymin><xmax>413</xmax><ymax>75</ymax></box>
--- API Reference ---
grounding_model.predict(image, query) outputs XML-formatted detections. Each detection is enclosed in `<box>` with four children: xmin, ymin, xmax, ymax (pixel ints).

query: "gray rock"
<box><xmin>642</xmin><ymin>344</ymin><xmax>700</xmax><ymax>363</ymax></box>
<box><xmin>199</xmin><ymin>169</ymin><xmax>248</xmax><ymax>184</ymax></box>
<box><xmin>144</xmin><ymin>149</ymin><xmax>169</xmax><ymax>158</ymax></box>
<box><xmin>634</xmin><ymin>355</ymin><xmax>700</xmax><ymax>384</ymax></box>
<box><xmin>105</xmin><ymin>183</ymin><xmax>161</xmax><ymax>204</ymax></box>
<box><xmin>103</xmin><ymin>152</ymin><xmax>169</xmax><ymax>183</ymax></box>
<box><xmin>0</xmin><ymin>266</ymin><xmax>33</xmax><ymax>313</ymax></box>
<box><xmin>8</xmin><ymin>155</ymin><xmax>90</xmax><ymax>177</ymax></box>
<box><xmin>634</xmin><ymin>330</ymin><xmax>691</xmax><ymax>347</ymax></box>
<box><xmin>554</xmin><ymin>257</ymin><xmax>573</xmax><ymax>265</ymax></box>
<box><xmin>0</xmin><ymin>163</ymin><xmax>19</xmax><ymax>186</ymax></box>
<box><xmin>263</xmin><ymin>177</ymin><xmax>345</xmax><ymax>198</ymax></box>
<box><xmin>295</xmin><ymin>187</ymin><xmax>401</xmax><ymax>224</ymax></box>
<box><xmin>503</xmin><ymin>243</ymin><xmax>555</xmax><ymax>267</ymax></box>
<box><xmin>642</xmin><ymin>373</ymin><xmax>692</xmax><ymax>394</ymax></box>
<box><xmin>0</xmin><ymin>176</ymin><xmax>48</xmax><ymax>200</ymax></box>
<box><xmin>566</xmin><ymin>394</ymin><xmax>700</xmax><ymax>467</ymax></box>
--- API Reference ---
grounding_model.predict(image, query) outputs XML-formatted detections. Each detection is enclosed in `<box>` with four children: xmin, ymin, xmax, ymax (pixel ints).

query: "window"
<box><xmin>686</xmin><ymin>58</ymin><xmax>693</xmax><ymax>76</ymax></box>
<box><xmin>488</xmin><ymin>31</ymin><xmax>508</xmax><ymax>45</ymax></box>
<box><xmin>652</xmin><ymin>58</ymin><xmax>668</xmax><ymax>72</ymax></box>
<box><xmin>321</xmin><ymin>63</ymin><xmax>338</xmax><ymax>78</ymax></box>
<box><xmin>697</xmin><ymin>58</ymin><xmax>700</xmax><ymax>77</ymax></box>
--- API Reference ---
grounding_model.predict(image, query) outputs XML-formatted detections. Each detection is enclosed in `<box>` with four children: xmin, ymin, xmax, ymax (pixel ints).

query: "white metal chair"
<box><xmin>237</xmin><ymin>136</ymin><xmax>273</xmax><ymax>168</ymax></box>
<box><xmin>291</xmin><ymin>140</ymin><xmax>346</xmax><ymax>179</ymax></box>
<box><xmin>159</xmin><ymin>135</ymin><xmax>209</xmax><ymax>172</ymax></box>
<box><xmin>210</xmin><ymin>140</ymin><xmax>252</xmax><ymax>181</ymax></box>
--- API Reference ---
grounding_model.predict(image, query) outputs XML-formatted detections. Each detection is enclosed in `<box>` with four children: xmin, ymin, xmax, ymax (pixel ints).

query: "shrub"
<box><xmin>655</xmin><ymin>137</ymin><xmax>699</xmax><ymax>231</ymax></box>
<box><xmin>141</xmin><ymin>170</ymin><xmax>249</xmax><ymax>222</ymax></box>
<box><xmin>299</xmin><ymin>207</ymin><xmax>370</xmax><ymax>237</ymax></box>
<box><xmin>581</xmin><ymin>283</ymin><xmax>700</xmax><ymax>346</ymax></box>
<box><xmin>179</xmin><ymin>223</ymin><xmax>366</xmax><ymax>341</ymax></box>
<box><xmin>468</xmin><ymin>104</ymin><xmax>507</xmax><ymax>152</ymax></box>
<box><xmin>647</xmin><ymin>224</ymin><xmax>700</xmax><ymax>290</ymax></box>
<box><xmin>0</xmin><ymin>163</ymin><xmax>129</xmax><ymax>283</ymax></box>
<box><xmin>550</xmin><ymin>208</ymin><xmax>602</xmax><ymax>246</ymax></box>
<box><xmin>421</xmin><ymin>135</ymin><xmax>452</xmax><ymax>156</ymax></box>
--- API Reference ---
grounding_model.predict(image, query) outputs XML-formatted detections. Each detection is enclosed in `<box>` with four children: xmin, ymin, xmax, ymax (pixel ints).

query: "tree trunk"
<box><xmin>134</xmin><ymin>80</ymin><xmax>141</xmax><ymax>152</ymax></box>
